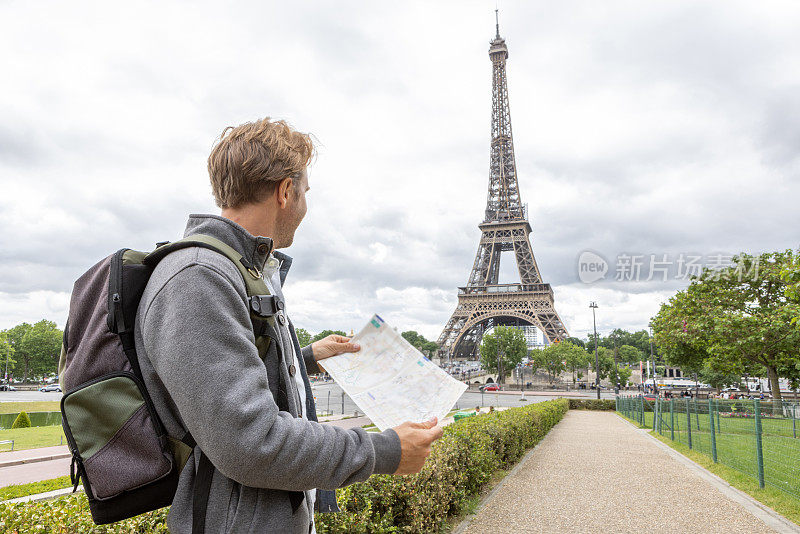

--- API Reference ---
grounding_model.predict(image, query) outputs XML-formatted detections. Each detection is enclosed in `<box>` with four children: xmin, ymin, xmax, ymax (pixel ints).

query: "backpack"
<box><xmin>58</xmin><ymin>234</ymin><xmax>287</xmax><ymax>526</ymax></box>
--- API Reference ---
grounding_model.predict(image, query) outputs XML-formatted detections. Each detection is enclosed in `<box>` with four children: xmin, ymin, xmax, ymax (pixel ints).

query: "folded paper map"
<box><xmin>321</xmin><ymin>314</ymin><xmax>468</xmax><ymax>431</ymax></box>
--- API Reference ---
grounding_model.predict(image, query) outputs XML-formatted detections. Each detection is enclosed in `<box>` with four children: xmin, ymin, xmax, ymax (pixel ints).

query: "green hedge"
<box><xmin>568</xmin><ymin>399</ymin><xmax>616</xmax><ymax>411</ymax></box>
<box><xmin>316</xmin><ymin>399</ymin><xmax>568</xmax><ymax>533</ymax></box>
<box><xmin>0</xmin><ymin>400</ymin><xmax>568</xmax><ymax>534</ymax></box>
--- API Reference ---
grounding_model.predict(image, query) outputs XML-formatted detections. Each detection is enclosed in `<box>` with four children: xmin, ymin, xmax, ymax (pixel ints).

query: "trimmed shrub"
<box><xmin>11</xmin><ymin>411</ymin><xmax>31</xmax><ymax>429</ymax></box>
<box><xmin>568</xmin><ymin>399</ymin><xmax>616</xmax><ymax>411</ymax></box>
<box><xmin>316</xmin><ymin>399</ymin><xmax>568</xmax><ymax>533</ymax></box>
<box><xmin>0</xmin><ymin>400</ymin><xmax>569</xmax><ymax>534</ymax></box>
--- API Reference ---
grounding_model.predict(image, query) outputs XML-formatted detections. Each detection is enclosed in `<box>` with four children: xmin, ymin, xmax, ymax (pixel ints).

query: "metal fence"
<box><xmin>617</xmin><ymin>395</ymin><xmax>800</xmax><ymax>499</ymax></box>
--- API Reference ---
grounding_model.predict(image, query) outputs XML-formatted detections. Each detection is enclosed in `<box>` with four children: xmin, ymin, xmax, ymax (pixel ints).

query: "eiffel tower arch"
<box><xmin>438</xmin><ymin>13</ymin><xmax>569</xmax><ymax>361</ymax></box>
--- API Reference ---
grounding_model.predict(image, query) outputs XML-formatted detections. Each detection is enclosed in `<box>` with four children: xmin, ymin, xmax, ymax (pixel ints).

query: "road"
<box><xmin>1</xmin><ymin>383</ymin><xmax>618</xmax><ymax>415</ymax></box>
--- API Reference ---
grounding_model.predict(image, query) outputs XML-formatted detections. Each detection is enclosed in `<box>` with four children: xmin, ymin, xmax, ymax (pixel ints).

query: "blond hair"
<box><xmin>208</xmin><ymin>118</ymin><xmax>314</xmax><ymax>209</ymax></box>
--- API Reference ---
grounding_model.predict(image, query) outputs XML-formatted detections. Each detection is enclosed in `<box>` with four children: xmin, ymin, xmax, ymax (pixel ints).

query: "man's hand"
<box><xmin>311</xmin><ymin>335</ymin><xmax>360</xmax><ymax>363</ymax></box>
<box><xmin>392</xmin><ymin>417</ymin><xmax>444</xmax><ymax>475</ymax></box>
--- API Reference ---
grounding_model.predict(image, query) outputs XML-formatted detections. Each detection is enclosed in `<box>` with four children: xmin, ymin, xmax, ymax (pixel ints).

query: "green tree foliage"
<box><xmin>11</xmin><ymin>411</ymin><xmax>31</xmax><ymax>429</ymax></box>
<box><xmin>20</xmin><ymin>320</ymin><xmax>63</xmax><ymax>380</ymax></box>
<box><xmin>421</xmin><ymin>341</ymin><xmax>439</xmax><ymax>353</ymax></box>
<box><xmin>401</xmin><ymin>331</ymin><xmax>439</xmax><ymax>355</ymax></box>
<box><xmin>532</xmin><ymin>346</ymin><xmax>564</xmax><ymax>384</ymax></box>
<box><xmin>535</xmin><ymin>342</ymin><xmax>588</xmax><ymax>385</ymax></box>
<box><xmin>0</xmin><ymin>331</ymin><xmax>16</xmax><ymax>379</ymax></box>
<box><xmin>609</xmin><ymin>364</ymin><xmax>632</xmax><ymax>388</ymax></box>
<box><xmin>617</xmin><ymin>344</ymin><xmax>643</xmax><ymax>364</ymax></box>
<box><xmin>564</xmin><ymin>337</ymin><xmax>585</xmax><ymax>349</ymax></box>
<box><xmin>479</xmin><ymin>327</ymin><xmax>527</xmax><ymax>384</ymax></box>
<box><xmin>294</xmin><ymin>328</ymin><xmax>312</xmax><ymax>347</ymax></box>
<box><xmin>595</xmin><ymin>348</ymin><xmax>617</xmax><ymax>381</ymax></box>
<box><xmin>311</xmin><ymin>330</ymin><xmax>347</xmax><ymax>343</ymax></box>
<box><xmin>652</xmin><ymin>251</ymin><xmax>800</xmax><ymax>404</ymax></box>
<box><xmin>3</xmin><ymin>321</ymin><xmax>63</xmax><ymax>381</ymax></box>
<box><xmin>781</xmin><ymin>249</ymin><xmax>800</xmax><ymax>325</ymax></box>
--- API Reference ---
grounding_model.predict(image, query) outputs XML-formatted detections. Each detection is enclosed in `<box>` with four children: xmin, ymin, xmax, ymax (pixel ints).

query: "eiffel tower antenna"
<box><xmin>437</xmin><ymin>13</ymin><xmax>569</xmax><ymax>363</ymax></box>
<box><xmin>495</xmin><ymin>7</ymin><xmax>500</xmax><ymax>39</ymax></box>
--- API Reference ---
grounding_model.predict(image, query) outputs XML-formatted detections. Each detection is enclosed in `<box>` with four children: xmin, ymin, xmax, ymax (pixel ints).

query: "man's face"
<box><xmin>274</xmin><ymin>168</ymin><xmax>309</xmax><ymax>248</ymax></box>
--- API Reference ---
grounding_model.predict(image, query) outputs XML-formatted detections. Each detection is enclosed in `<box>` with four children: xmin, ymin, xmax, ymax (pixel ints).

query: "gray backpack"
<box><xmin>58</xmin><ymin>235</ymin><xmax>286</xmax><ymax>527</ymax></box>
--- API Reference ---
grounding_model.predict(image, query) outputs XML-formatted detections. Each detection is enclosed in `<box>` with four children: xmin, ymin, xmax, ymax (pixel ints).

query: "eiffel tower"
<box><xmin>437</xmin><ymin>12</ymin><xmax>569</xmax><ymax>360</ymax></box>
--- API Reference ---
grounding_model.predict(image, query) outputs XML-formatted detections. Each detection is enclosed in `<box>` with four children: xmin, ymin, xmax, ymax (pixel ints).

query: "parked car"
<box><xmin>480</xmin><ymin>383</ymin><xmax>500</xmax><ymax>392</ymax></box>
<box><xmin>39</xmin><ymin>384</ymin><xmax>62</xmax><ymax>392</ymax></box>
<box><xmin>0</xmin><ymin>384</ymin><xmax>16</xmax><ymax>391</ymax></box>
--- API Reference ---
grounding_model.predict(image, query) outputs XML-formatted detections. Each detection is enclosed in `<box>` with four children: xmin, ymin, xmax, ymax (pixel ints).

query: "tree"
<box><xmin>421</xmin><ymin>341</ymin><xmax>439</xmax><ymax>355</ymax></box>
<box><xmin>543</xmin><ymin>342</ymin><xmax>589</xmax><ymax>385</ymax></box>
<box><xmin>401</xmin><ymin>331</ymin><xmax>425</xmax><ymax>349</ymax></box>
<box><xmin>609</xmin><ymin>364</ymin><xmax>632</xmax><ymax>388</ymax></box>
<box><xmin>19</xmin><ymin>320</ymin><xmax>63</xmax><ymax>379</ymax></box>
<box><xmin>565</xmin><ymin>337</ymin><xmax>585</xmax><ymax>349</ymax></box>
<box><xmin>782</xmin><ymin>249</ymin><xmax>800</xmax><ymax>325</ymax></box>
<box><xmin>0</xmin><ymin>331</ymin><xmax>16</xmax><ymax>380</ymax></box>
<box><xmin>653</xmin><ymin>251</ymin><xmax>800</xmax><ymax>405</ymax></box>
<box><xmin>595</xmin><ymin>348</ymin><xmax>617</xmax><ymax>381</ymax></box>
<box><xmin>5</xmin><ymin>323</ymin><xmax>31</xmax><ymax>381</ymax></box>
<box><xmin>401</xmin><ymin>331</ymin><xmax>439</xmax><ymax>356</ymax></box>
<box><xmin>479</xmin><ymin>327</ymin><xmax>527</xmax><ymax>384</ymax></box>
<box><xmin>294</xmin><ymin>328</ymin><xmax>312</xmax><ymax>347</ymax></box>
<box><xmin>617</xmin><ymin>344</ymin><xmax>643</xmax><ymax>365</ymax></box>
<box><xmin>533</xmin><ymin>345</ymin><xmax>565</xmax><ymax>385</ymax></box>
<box><xmin>311</xmin><ymin>330</ymin><xmax>347</xmax><ymax>343</ymax></box>
<box><xmin>11</xmin><ymin>411</ymin><xmax>31</xmax><ymax>429</ymax></box>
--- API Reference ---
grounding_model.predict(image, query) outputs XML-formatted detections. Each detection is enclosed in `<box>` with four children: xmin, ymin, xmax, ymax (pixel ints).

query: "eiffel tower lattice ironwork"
<box><xmin>437</xmin><ymin>14</ymin><xmax>569</xmax><ymax>360</ymax></box>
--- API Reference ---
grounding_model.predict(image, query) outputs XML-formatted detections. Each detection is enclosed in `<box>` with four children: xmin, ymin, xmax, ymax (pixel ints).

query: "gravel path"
<box><xmin>461</xmin><ymin>411</ymin><xmax>780</xmax><ymax>534</ymax></box>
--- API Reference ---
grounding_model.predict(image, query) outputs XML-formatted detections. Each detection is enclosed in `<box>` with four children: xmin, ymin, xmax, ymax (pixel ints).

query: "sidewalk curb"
<box><xmin>452</xmin><ymin>413</ymin><xmax>566</xmax><ymax>534</ymax></box>
<box><xmin>617</xmin><ymin>414</ymin><xmax>800</xmax><ymax>534</ymax></box>
<box><xmin>0</xmin><ymin>453</ymin><xmax>71</xmax><ymax>469</ymax></box>
<box><xmin>5</xmin><ymin>486</ymin><xmax>82</xmax><ymax>504</ymax></box>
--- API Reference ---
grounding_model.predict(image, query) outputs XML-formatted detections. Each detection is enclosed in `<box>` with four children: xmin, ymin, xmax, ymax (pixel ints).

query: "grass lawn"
<box><xmin>0</xmin><ymin>425</ymin><xmax>66</xmax><ymax>451</ymax></box>
<box><xmin>650</xmin><ymin>431</ymin><xmax>800</xmax><ymax>527</ymax></box>
<box><xmin>618</xmin><ymin>410</ymin><xmax>800</xmax><ymax>525</ymax></box>
<box><xmin>0</xmin><ymin>476</ymin><xmax>72</xmax><ymax>501</ymax></box>
<box><xmin>0</xmin><ymin>401</ymin><xmax>61</xmax><ymax>415</ymax></box>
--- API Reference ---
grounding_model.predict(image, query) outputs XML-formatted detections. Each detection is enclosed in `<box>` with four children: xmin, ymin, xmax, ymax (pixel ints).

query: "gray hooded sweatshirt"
<box><xmin>134</xmin><ymin>214</ymin><xmax>401</xmax><ymax>533</ymax></box>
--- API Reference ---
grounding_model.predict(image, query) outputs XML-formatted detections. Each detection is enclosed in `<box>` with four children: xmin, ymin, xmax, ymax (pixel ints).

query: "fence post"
<box><xmin>670</xmin><ymin>399</ymin><xmax>675</xmax><ymax>441</ymax></box>
<box><xmin>686</xmin><ymin>398</ymin><xmax>693</xmax><ymax>449</ymax></box>
<box><xmin>695</xmin><ymin>399</ymin><xmax>700</xmax><ymax>430</ymax></box>
<box><xmin>716</xmin><ymin>399</ymin><xmax>721</xmax><ymax>433</ymax></box>
<box><xmin>754</xmin><ymin>399</ymin><xmax>765</xmax><ymax>489</ymax></box>
<box><xmin>708</xmin><ymin>399</ymin><xmax>717</xmax><ymax>463</ymax></box>
<box><xmin>653</xmin><ymin>397</ymin><xmax>658</xmax><ymax>432</ymax></box>
<box><xmin>657</xmin><ymin>397</ymin><xmax>662</xmax><ymax>434</ymax></box>
<box><xmin>793</xmin><ymin>403</ymin><xmax>796</xmax><ymax>439</ymax></box>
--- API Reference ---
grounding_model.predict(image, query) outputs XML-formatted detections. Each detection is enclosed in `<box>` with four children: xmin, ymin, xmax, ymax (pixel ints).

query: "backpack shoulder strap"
<box><xmin>143</xmin><ymin>234</ymin><xmax>268</xmax><ymax>297</ymax></box>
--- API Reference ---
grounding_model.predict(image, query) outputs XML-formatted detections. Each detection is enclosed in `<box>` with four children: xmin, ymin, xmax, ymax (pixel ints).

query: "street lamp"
<box><xmin>590</xmin><ymin>302</ymin><xmax>600</xmax><ymax>400</ymax></box>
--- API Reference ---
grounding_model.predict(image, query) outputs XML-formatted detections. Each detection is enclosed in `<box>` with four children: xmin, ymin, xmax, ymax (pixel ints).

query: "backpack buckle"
<box><xmin>250</xmin><ymin>295</ymin><xmax>283</xmax><ymax>318</ymax></box>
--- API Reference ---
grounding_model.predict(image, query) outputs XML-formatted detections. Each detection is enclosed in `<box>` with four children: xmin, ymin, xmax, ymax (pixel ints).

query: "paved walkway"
<box><xmin>459</xmin><ymin>411</ymin><xmax>797</xmax><ymax>534</ymax></box>
<box><xmin>0</xmin><ymin>445</ymin><xmax>71</xmax><ymax>488</ymax></box>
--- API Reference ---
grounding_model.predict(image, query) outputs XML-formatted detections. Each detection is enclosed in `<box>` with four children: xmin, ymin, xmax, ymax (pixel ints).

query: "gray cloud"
<box><xmin>1</xmin><ymin>1</ymin><xmax>799</xmax><ymax>341</ymax></box>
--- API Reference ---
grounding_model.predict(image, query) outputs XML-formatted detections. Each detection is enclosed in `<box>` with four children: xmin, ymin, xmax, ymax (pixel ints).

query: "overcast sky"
<box><xmin>1</xmin><ymin>1</ymin><xmax>799</xmax><ymax>342</ymax></box>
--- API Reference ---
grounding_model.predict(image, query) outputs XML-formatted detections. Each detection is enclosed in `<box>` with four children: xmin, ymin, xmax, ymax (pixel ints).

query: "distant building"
<box><xmin>521</xmin><ymin>326</ymin><xmax>548</xmax><ymax>350</ymax></box>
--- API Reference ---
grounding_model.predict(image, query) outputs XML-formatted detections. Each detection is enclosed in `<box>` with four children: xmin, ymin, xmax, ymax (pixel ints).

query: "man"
<box><xmin>134</xmin><ymin>117</ymin><xmax>443</xmax><ymax>533</ymax></box>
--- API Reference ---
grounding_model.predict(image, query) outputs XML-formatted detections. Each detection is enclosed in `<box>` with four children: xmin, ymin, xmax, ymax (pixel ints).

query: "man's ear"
<box><xmin>276</xmin><ymin>177</ymin><xmax>293</xmax><ymax>208</ymax></box>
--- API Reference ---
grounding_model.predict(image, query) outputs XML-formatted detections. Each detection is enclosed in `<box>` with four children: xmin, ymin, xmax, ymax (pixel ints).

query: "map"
<box><xmin>321</xmin><ymin>315</ymin><xmax>467</xmax><ymax>432</ymax></box>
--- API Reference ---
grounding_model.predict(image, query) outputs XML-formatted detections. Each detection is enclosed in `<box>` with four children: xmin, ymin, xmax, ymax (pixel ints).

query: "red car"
<box><xmin>480</xmin><ymin>384</ymin><xmax>500</xmax><ymax>392</ymax></box>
